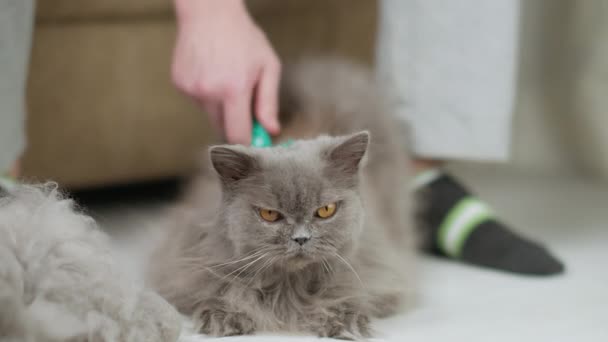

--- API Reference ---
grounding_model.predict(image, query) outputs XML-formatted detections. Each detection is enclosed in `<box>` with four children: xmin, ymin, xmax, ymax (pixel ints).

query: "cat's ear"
<box><xmin>325</xmin><ymin>131</ymin><xmax>370</xmax><ymax>176</ymax></box>
<box><xmin>209</xmin><ymin>146</ymin><xmax>259</xmax><ymax>184</ymax></box>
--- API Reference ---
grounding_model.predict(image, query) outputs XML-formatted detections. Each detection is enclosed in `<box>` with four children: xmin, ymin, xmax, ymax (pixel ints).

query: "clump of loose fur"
<box><xmin>150</xmin><ymin>59</ymin><xmax>416</xmax><ymax>340</ymax></box>
<box><xmin>0</xmin><ymin>184</ymin><xmax>181</xmax><ymax>342</ymax></box>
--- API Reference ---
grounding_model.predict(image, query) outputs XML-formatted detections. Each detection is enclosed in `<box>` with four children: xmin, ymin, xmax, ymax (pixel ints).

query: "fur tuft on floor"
<box><xmin>0</xmin><ymin>183</ymin><xmax>181</xmax><ymax>342</ymax></box>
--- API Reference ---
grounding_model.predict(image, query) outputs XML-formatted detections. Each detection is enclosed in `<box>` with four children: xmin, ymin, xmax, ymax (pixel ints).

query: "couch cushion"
<box><xmin>23</xmin><ymin>22</ymin><xmax>213</xmax><ymax>188</ymax></box>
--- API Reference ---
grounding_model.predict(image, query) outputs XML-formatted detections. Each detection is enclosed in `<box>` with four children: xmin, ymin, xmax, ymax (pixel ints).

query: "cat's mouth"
<box><xmin>284</xmin><ymin>247</ymin><xmax>312</xmax><ymax>260</ymax></box>
<box><xmin>284</xmin><ymin>251</ymin><xmax>315</xmax><ymax>269</ymax></box>
<box><xmin>291</xmin><ymin>249</ymin><xmax>310</xmax><ymax>259</ymax></box>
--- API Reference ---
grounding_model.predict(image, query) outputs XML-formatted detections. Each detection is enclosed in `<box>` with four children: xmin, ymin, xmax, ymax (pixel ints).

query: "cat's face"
<box><xmin>210</xmin><ymin>132</ymin><xmax>369</xmax><ymax>271</ymax></box>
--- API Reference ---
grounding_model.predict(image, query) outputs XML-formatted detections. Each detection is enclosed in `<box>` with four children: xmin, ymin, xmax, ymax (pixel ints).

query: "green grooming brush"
<box><xmin>251</xmin><ymin>120</ymin><xmax>273</xmax><ymax>147</ymax></box>
<box><xmin>251</xmin><ymin>119</ymin><xmax>293</xmax><ymax>148</ymax></box>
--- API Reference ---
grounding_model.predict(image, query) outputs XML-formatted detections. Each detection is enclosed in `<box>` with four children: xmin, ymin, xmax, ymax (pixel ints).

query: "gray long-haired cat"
<box><xmin>150</xmin><ymin>59</ymin><xmax>416</xmax><ymax>339</ymax></box>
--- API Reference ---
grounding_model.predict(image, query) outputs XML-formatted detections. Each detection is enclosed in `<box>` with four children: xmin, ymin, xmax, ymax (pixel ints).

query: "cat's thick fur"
<box><xmin>0</xmin><ymin>184</ymin><xmax>181</xmax><ymax>342</ymax></box>
<box><xmin>150</xmin><ymin>59</ymin><xmax>416</xmax><ymax>339</ymax></box>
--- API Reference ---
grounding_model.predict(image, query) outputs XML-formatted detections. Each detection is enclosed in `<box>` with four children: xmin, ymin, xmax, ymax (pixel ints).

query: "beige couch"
<box><xmin>23</xmin><ymin>0</ymin><xmax>377</xmax><ymax>189</ymax></box>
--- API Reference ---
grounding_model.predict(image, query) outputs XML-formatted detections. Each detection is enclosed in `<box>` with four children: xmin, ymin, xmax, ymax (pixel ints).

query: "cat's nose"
<box><xmin>293</xmin><ymin>237</ymin><xmax>310</xmax><ymax>246</ymax></box>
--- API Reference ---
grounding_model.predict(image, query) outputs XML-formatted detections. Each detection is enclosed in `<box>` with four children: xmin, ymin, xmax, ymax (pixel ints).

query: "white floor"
<box><xmin>99</xmin><ymin>172</ymin><xmax>608</xmax><ymax>342</ymax></box>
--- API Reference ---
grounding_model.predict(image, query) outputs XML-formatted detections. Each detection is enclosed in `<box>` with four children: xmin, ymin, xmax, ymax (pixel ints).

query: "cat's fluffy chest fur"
<box><xmin>149</xmin><ymin>59</ymin><xmax>416</xmax><ymax>339</ymax></box>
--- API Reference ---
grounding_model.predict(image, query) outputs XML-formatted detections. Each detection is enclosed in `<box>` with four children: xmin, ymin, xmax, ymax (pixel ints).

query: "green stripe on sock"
<box><xmin>437</xmin><ymin>197</ymin><xmax>473</xmax><ymax>256</ymax></box>
<box><xmin>437</xmin><ymin>197</ymin><xmax>493</xmax><ymax>258</ymax></box>
<box><xmin>452</xmin><ymin>209</ymin><xmax>492</xmax><ymax>257</ymax></box>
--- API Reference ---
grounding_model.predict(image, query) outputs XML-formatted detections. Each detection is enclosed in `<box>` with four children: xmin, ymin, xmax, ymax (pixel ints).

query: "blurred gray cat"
<box><xmin>0</xmin><ymin>184</ymin><xmax>181</xmax><ymax>342</ymax></box>
<box><xmin>149</xmin><ymin>59</ymin><xmax>416</xmax><ymax>339</ymax></box>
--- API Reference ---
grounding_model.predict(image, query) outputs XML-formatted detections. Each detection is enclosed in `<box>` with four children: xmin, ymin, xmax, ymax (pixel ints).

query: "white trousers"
<box><xmin>377</xmin><ymin>0</ymin><xmax>520</xmax><ymax>161</ymax></box>
<box><xmin>0</xmin><ymin>0</ymin><xmax>34</xmax><ymax>172</ymax></box>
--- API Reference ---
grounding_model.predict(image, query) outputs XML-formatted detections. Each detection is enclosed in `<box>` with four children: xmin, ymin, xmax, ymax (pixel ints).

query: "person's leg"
<box><xmin>377</xmin><ymin>0</ymin><xmax>563</xmax><ymax>275</ymax></box>
<box><xmin>0</xmin><ymin>0</ymin><xmax>35</xmax><ymax>192</ymax></box>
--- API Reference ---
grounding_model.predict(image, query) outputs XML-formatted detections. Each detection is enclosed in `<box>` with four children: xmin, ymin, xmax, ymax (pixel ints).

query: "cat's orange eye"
<box><xmin>316</xmin><ymin>203</ymin><xmax>337</xmax><ymax>219</ymax></box>
<box><xmin>259</xmin><ymin>208</ymin><xmax>281</xmax><ymax>222</ymax></box>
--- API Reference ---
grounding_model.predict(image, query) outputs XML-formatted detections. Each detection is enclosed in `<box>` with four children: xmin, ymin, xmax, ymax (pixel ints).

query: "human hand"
<box><xmin>172</xmin><ymin>0</ymin><xmax>281</xmax><ymax>144</ymax></box>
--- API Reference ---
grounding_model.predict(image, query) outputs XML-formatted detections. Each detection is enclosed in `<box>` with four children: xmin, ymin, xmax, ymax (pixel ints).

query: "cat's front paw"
<box><xmin>315</xmin><ymin>308</ymin><xmax>371</xmax><ymax>340</ymax></box>
<box><xmin>198</xmin><ymin>309</ymin><xmax>255</xmax><ymax>337</ymax></box>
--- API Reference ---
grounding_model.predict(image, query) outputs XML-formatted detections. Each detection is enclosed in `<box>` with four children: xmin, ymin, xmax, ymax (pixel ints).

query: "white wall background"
<box><xmin>452</xmin><ymin>0</ymin><xmax>608</xmax><ymax>181</ymax></box>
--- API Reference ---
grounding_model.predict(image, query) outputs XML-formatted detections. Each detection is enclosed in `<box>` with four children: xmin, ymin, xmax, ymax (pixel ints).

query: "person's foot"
<box><xmin>0</xmin><ymin>174</ymin><xmax>17</xmax><ymax>196</ymax></box>
<box><xmin>0</xmin><ymin>161</ymin><xmax>19</xmax><ymax>195</ymax></box>
<box><xmin>414</xmin><ymin>169</ymin><xmax>565</xmax><ymax>276</ymax></box>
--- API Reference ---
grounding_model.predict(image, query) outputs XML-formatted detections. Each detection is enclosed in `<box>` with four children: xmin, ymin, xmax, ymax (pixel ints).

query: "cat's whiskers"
<box><xmin>332</xmin><ymin>251</ymin><xmax>365</xmax><ymax>288</ymax></box>
<box><xmin>197</xmin><ymin>266</ymin><xmax>224</xmax><ymax>279</ymax></box>
<box><xmin>172</xmin><ymin>258</ymin><xmax>224</xmax><ymax>278</ymax></box>
<box><xmin>325</xmin><ymin>258</ymin><xmax>334</xmax><ymax>274</ymax></box>
<box><xmin>321</xmin><ymin>257</ymin><xmax>331</xmax><ymax>275</ymax></box>
<box><xmin>223</xmin><ymin>252</ymin><xmax>269</xmax><ymax>282</ymax></box>
<box><xmin>176</xmin><ymin>247</ymin><xmax>267</xmax><ymax>273</ymax></box>
<box><xmin>244</xmin><ymin>255</ymin><xmax>277</xmax><ymax>288</ymax></box>
<box><xmin>208</xmin><ymin>248</ymin><xmax>267</xmax><ymax>269</ymax></box>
